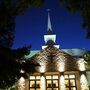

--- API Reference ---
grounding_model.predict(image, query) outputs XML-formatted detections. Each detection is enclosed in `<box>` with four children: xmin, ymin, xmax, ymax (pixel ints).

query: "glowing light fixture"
<box><xmin>20</xmin><ymin>69</ymin><xmax>24</xmax><ymax>73</ymax></box>
<box><xmin>78</xmin><ymin>59</ymin><xmax>85</xmax><ymax>71</ymax></box>
<box><xmin>44</xmin><ymin>35</ymin><xmax>56</xmax><ymax>44</ymax></box>
<box><xmin>39</xmin><ymin>63</ymin><xmax>46</xmax><ymax>73</ymax></box>
<box><xmin>58</xmin><ymin>61</ymin><xmax>65</xmax><ymax>72</ymax></box>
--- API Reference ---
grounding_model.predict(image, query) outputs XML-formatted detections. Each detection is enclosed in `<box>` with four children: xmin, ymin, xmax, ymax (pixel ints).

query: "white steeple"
<box><xmin>47</xmin><ymin>9</ymin><xmax>52</xmax><ymax>32</ymax></box>
<box><xmin>42</xmin><ymin>9</ymin><xmax>60</xmax><ymax>49</ymax></box>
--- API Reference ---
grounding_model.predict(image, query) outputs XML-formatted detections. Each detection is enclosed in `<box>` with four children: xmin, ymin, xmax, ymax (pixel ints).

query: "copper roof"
<box><xmin>29</xmin><ymin>46</ymin><xmax>79</xmax><ymax>72</ymax></box>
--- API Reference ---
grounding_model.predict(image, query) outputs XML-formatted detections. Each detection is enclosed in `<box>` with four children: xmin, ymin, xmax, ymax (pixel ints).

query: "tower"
<box><xmin>42</xmin><ymin>10</ymin><xmax>59</xmax><ymax>49</ymax></box>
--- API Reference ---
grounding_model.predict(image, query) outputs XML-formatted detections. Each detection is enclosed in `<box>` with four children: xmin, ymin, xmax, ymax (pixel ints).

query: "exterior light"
<box><xmin>40</xmin><ymin>66</ymin><xmax>45</xmax><ymax>73</ymax></box>
<box><xmin>39</xmin><ymin>63</ymin><xmax>46</xmax><ymax>73</ymax></box>
<box><xmin>20</xmin><ymin>69</ymin><xmax>24</xmax><ymax>73</ymax></box>
<box><xmin>58</xmin><ymin>61</ymin><xmax>65</xmax><ymax>72</ymax></box>
<box><xmin>80</xmin><ymin>74</ymin><xmax>89</xmax><ymax>90</ymax></box>
<box><xmin>78</xmin><ymin>58</ymin><xmax>85</xmax><ymax>71</ymax></box>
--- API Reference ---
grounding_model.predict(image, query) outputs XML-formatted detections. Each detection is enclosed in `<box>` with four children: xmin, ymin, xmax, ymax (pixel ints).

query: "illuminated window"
<box><xmin>47</xmin><ymin>88</ymin><xmax>52</xmax><ymax>90</ymax></box>
<box><xmin>71</xmin><ymin>87</ymin><xmax>76</xmax><ymax>90</ymax></box>
<box><xmin>53</xmin><ymin>88</ymin><xmax>58</xmax><ymax>90</ymax></box>
<box><xmin>30</xmin><ymin>76</ymin><xmax>35</xmax><ymax>79</ymax></box>
<box><xmin>53</xmin><ymin>75</ymin><xmax>58</xmax><ymax>79</ymax></box>
<box><xmin>64</xmin><ymin>74</ymin><xmax>77</xmax><ymax>90</ymax></box>
<box><xmin>47</xmin><ymin>88</ymin><xmax>58</xmax><ymax>90</ymax></box>
<box><xmin>29</xmin><ymin>74</ymin><xmax>77</xmax><ymax>90</ymax></box>
<box><xmin>46</xmin><ymin>75</ymin><xmax>59</xmax><ymax>90</ymax></box>
<box><xmin>65</xmin><ymin>80</ymin><xmax>69</xmax><ymax>86</ymax></box>
<box><xmin>46</xmin><ymin>76</ymin><xmax>51</xmax><ymax>79</ymax></box>
<box><xmin>66</xmin><ymin>88</ymin><xmax>69</xmax><ymax>90</ymax></box>
<box><xmin>64</xmin><ymin>75</ymin><xmax>68</xmax><ymax>79</ymax></box>
<box><xmin>36</xmin><ymin>76</ymin><xmax>40</xmax><ymax>79</ymax></box>
<box><xmin>29</xmin><ymin>76</ymin><xmax>40</xmax><ymax>90</ymax></box>
<box><xmin>30</xmin><ymin>81</ymin><xmax>35</xmax><ymax>87</ymax></box>
<box><xmin>30</xmin><ymin>89</ymin><xmax>35</xmax><ymax>90</ymax></box>
<box><xmin>70</xmin><ymin>80</ymin><xmax>75</xmax><ymax>86</ymax></box>
<box><xmin>69</xmin><ymin>75</ymin><xmax>75</xmax><ymax>79</ymax></box>
<box><xmin>53</xmin><ymin>80</ymin><xmax>58</xmax><ymax>87</ymax></box>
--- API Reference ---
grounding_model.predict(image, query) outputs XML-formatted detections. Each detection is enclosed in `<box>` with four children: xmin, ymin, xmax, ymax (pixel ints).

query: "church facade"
<box><xmin>18</xmin><ymin>11</ymin><xmax>90</xmax><ymax>90</ymax></box>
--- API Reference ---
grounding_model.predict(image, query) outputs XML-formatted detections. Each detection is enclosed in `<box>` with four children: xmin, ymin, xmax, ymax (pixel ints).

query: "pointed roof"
<box><xmin>29</xmin><ymin>46</ymin><xmax>79</xmax><ymax>72</ymax></box>
<box><xmin>43</xmin><ymin>10</ymin><xmax>57</xmax><ymax>46</ymax></box>
<box><xmin>47</xmin><ymin>9</ymin><xmax>52</xmax><ymax>35</ymax></box>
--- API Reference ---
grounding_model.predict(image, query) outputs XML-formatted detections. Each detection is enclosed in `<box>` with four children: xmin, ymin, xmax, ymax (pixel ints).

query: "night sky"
<box><xmin>13</xmin><ymin>0</ymin><xmax>90</xmax><ymax>50</ymax></box>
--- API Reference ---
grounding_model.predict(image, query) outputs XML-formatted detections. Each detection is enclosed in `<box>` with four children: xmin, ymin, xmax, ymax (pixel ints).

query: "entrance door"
<box><xmin>46</xmin><ymin>75</ymin><xmax>59</xmax><ymax>90</ymax></box>
<box><xmin>64</xmin><ymin>74</ymin><xmax>77</xmax><ymax>90</ymax></box>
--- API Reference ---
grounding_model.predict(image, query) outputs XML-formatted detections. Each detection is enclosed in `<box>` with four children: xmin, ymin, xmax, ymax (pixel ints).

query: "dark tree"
<box><xmin>0</xmin><ymin>46</ymin><xmax>31</xmax><ymax>89</ymax></box>
<box><xmin>0</xmin><ymin>0</ymin><xmax>43</xmax><ymax>89</ymax></box>
<box><xmin>60</xmin><ymin>0</ymin><xmax>90</xmax><ymax>38</ymax></box>
<box><xmin>0</xmin><ymin>0</ymin><xmax>44</xmax><ymax>48</ymax></box>
<box><xmin>84</xmin><ymin>50</ymin><xmax>90</xmax><ymax>61</ymax></box>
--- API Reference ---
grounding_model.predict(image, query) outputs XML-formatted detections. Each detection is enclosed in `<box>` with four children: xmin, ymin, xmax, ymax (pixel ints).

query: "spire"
<box><xmin>47</xmin><ymin>9</ymin><xmax>52</xmax><ymax>34</ymax></box>
<box><xmin>42</xmin><ymin>9</ymin><xmax>60</xmax><ymax>49</ymax></box>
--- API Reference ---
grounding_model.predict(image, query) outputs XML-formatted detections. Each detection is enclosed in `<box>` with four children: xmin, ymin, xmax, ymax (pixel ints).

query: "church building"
<box><xmin>18</xmin><ymin>11</ymin><xmax>90</xmax><ymax>90</ymax></box>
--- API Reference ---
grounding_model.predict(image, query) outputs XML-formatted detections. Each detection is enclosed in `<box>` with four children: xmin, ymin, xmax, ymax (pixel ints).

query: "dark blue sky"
<box><xmin>13</xmin><ymin>0</ymin><xmax>90</xmax><ymax>50</ymax></box>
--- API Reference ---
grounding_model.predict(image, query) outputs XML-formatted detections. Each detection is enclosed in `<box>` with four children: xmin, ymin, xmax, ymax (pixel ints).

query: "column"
<box><xmin>18</xmin><ymin>77</ymin><xmax>25</xmax><ymax>90</ymax></box>
<box><xmin>80</xmin><ymin>71</ymin><xmax>89</xmax><ymax>90</ymax></box>
<box><xmin>40</xmin><ymin>73</ymin><xmax>46</xmax><ymax>90</ymax></box>
<box><xmin>59</xmin><ymin>72</ymin><xmax>65</xmax><ymax>90</ymax></box>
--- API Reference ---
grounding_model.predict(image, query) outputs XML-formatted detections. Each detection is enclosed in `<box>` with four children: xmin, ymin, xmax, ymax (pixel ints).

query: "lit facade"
<box><xmin>18</xmin><ymin>11</ymin><xmax>90</xmax><ymax>90</ymax></box>
<box><xmin>24</xmin><ymin>46</ymin><xmax>89</xmax><ymax>90</ymax></box>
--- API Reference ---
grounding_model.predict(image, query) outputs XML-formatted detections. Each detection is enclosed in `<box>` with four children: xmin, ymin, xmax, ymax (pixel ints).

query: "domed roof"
<box><xmin>30</xmin><ymin>46</ymin><xmax>79</xmax><ymax>72</ymax></box>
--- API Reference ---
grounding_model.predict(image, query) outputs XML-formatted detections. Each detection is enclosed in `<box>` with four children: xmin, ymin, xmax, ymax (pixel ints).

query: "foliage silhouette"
<box><xmin>60</xmin><ymin>0</ymin><xmax>90</xmax><ymax>38</ymax></box>
<box><xmin>0</xmin><ymin>0</ymin><xmax>43</xmax><ymax>89</ymax></box>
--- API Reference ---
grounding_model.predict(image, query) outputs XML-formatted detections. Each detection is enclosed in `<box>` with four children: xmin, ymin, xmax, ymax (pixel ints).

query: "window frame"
<box><xmin>64</xmin><ymin>74</ymin><xmax>77</xmax><ymax>90</ymax></box>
